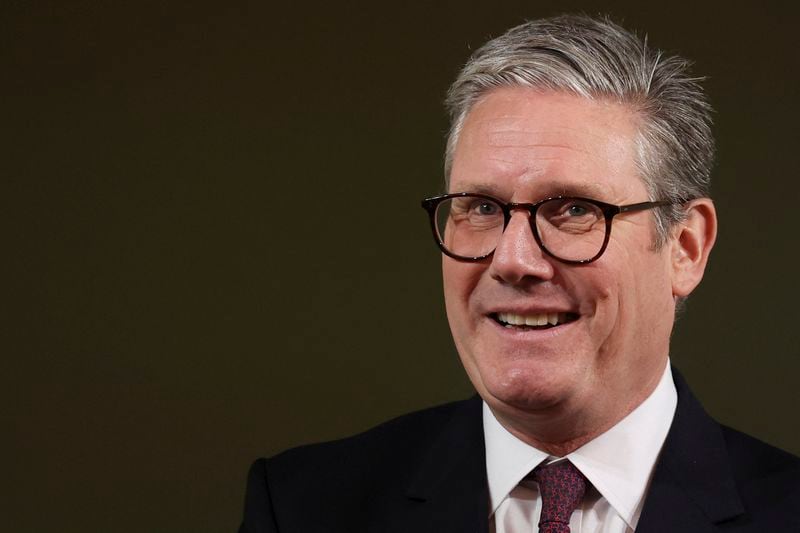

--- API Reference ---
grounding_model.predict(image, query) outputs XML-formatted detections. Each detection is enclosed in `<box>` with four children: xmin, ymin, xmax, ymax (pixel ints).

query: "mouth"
<box><xmin>490</xmin><ymin>311</ymin><xmax>579</xmax><ymax>330</ymax></box>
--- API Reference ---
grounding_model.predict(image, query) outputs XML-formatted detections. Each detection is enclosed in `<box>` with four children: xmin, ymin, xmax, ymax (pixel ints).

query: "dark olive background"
<box><xmin>4</xmin><ymin>1</ymin><xmax>798</xmax><ymax>531</ymax></box>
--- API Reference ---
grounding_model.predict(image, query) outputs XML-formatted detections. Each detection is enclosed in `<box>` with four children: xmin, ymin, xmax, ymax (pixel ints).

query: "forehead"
<box><xmin>450</xmin><ymin>87</ymin><xmax>645</xmax><ymax>201</ymax></box>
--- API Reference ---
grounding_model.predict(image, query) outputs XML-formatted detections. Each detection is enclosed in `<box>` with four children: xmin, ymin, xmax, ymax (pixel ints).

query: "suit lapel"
<box><xmin>392</xmin><ymin>396</ymin><xmax>489</xmax><ymax>533</ymax></box>
<box><xmin>635</xmin><ymin>369</ymin><xmax>745</xmax><ymax>532</ymax></box>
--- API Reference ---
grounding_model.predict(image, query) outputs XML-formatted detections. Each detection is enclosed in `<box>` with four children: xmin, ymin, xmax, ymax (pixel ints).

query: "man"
<box><xmin>240</xmin><ymin>15</ymin><xmax>800</xmax><ymax>532</ymax></box>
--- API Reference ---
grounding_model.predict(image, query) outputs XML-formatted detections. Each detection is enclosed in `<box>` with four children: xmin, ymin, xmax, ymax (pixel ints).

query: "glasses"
<box><xmin>421</xmin><ymin>193</ymin><xmax>674</xmax><ymax>264</ymax></box>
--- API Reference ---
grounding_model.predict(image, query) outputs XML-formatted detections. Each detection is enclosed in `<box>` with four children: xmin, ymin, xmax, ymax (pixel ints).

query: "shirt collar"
<box><xmin>483</xmin><ymin>359</ymin><xmax>677</xmax><ymax>528</ymax></box>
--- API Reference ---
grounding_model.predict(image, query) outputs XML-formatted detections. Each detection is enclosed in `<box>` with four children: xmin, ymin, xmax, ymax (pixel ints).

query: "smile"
<box><xmin>491</xmin><ymin>312</ymin><xmax>579</xmax><ymax>329</ymax></box>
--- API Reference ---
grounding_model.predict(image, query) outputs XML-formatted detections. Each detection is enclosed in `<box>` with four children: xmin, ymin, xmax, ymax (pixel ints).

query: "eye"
<box><xmin>474</xmin><ymin>201</ymin><xmax>499</xmax><ymax>215</ymax></box>
<box><xmin>555</xmin><ymin>199</ymin><xmax>598</xmax><ymax>218</ymax></box>
<box><xmin>566</xmin><ymin>204</ymin><xmax>589</xmax><ymax>217</ymax></box>
<box><xmin>537</xmin><ymin>198</ymin><xmax>602</xmax><ymax>229</ymax></box>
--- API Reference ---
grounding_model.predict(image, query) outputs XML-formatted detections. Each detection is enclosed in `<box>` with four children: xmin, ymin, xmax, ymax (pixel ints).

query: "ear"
<box><xmin>670</xmin><ymin>198</ymin><xmax>718</xmax><ymax>298</ymax></box>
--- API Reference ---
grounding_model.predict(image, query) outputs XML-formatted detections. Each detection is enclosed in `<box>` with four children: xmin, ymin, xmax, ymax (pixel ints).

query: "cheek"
<box><xmin>442</xmin><ymin>259</ymin><xmax>484</xmax><ymax>304</ymax></box>
<box><xmin>561</xmin><ymin>263</ymin><xmax>627</xmax><ymax>356</ymax></box>
<box><xmin>442</xmin><ymin>260</ymin><xmax>488</xmax><ymax>353</ymax></box>
<box><xmin>561</xmin><ymin>265</ymin><xmax>615</xmax><ymax>318</ymax></box>
<box><xmin>593</xmin><ymin>250</ymin><xmax>674</xmax><ymax>344</ymax></box>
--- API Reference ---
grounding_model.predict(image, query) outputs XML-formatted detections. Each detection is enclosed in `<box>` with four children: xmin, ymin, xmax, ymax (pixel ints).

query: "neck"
<box><xmin>495</xmin><ymin>409</ymin><xmax>619</xmax><ymax>456</ymax></box>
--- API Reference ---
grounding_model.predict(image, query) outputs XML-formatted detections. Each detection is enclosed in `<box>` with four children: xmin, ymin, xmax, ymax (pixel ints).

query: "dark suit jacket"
<box><xmin>239</xmin><ymin>371</ymin><xmax>800</xmax><ymax>532</ymax></box>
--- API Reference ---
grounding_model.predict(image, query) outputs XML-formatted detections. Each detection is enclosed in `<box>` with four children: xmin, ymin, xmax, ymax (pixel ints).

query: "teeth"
<box><xmin>497</xmin><ymin>312</ymin><xmax>571</xmax><ymax>327</ymax></box>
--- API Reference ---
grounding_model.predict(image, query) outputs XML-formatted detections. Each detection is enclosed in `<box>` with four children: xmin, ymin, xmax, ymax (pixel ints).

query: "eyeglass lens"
<box><xmin>434</xmin><ymin>196</ymin><xmax>607</xmax><ymax>262</ymax></box>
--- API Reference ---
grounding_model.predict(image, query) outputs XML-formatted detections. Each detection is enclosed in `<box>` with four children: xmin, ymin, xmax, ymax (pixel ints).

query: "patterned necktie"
<box><xmin>531</xmin><ymin>460</ymin><xmax>587</xmax><ymax>533</ymax></box>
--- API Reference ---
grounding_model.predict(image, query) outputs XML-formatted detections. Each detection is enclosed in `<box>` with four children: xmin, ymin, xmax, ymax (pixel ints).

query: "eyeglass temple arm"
<box><xmin>617</xmin><ymin>200</ymin><xmax>674</xmax><ymax>214</ymax></box>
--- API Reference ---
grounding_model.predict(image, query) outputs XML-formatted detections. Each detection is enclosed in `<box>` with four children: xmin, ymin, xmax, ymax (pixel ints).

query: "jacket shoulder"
<box><xmin>262</xmin><ymin>397</ymin><xmax>479</xmax><ymax>501</ymax></box>
<box><xmin>721</xmin><ymin>424</ymin><xmax>800</xmax><ymax>487</ymax></box>
<box><xmin>241</xmin><ymin>397</ymin><xmax>484</xmax><ymax>532</ymax></box>
<box><xmin>721</xmin><ymin>425</ymin><xmax>800</xmax><ymax>528</ymax></box>
<box><xmin>268</xmin><ymin>398</ymin><xmax>476</xmax><ymax>476</ymax></box>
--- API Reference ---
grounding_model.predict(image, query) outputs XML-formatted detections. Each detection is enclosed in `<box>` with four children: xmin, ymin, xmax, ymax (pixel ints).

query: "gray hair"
<box><xmin>445</xmin><ymin>14</ymin><xmax>714</xmax><ymax>245</ymax></box>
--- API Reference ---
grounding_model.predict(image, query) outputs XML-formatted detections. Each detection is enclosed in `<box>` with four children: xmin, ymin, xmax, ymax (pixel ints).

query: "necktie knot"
<box><xmin>531</xmin><ymin>460</ymin><xmax>587</xmax><ymax>533</ymax></box>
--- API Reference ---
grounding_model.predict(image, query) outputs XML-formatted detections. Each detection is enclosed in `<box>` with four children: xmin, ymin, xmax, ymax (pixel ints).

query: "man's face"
<box><xmin>444</xmin><ymin>87</ymin><xmax>678</xmax><ymax>432</ymax></box>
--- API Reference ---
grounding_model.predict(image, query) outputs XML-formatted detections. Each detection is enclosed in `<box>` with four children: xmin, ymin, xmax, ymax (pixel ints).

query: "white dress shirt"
<box><xmin>484</xmin><ymin>360</ymin><xmax>677</xmax><ymax>533</ymax></box>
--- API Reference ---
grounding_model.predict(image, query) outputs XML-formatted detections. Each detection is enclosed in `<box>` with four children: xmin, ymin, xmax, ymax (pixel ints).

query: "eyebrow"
<box><xmin>452</xmin><ymin>179</ymin><xmax>613</xmax><ymax>200</ymax></box>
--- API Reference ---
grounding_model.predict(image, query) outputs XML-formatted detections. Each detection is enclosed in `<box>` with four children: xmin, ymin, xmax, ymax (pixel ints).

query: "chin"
<box><xmin>480</xmin><ymin>366</ymin><xmax>571</xmax><ymax>413</ymax></box>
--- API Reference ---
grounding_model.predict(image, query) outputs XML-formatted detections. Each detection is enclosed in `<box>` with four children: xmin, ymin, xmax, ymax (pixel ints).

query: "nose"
<box><xmin>488</xmin><ymin>210</ymin><xmax>555</xmax><ymax>285</ymax></box>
